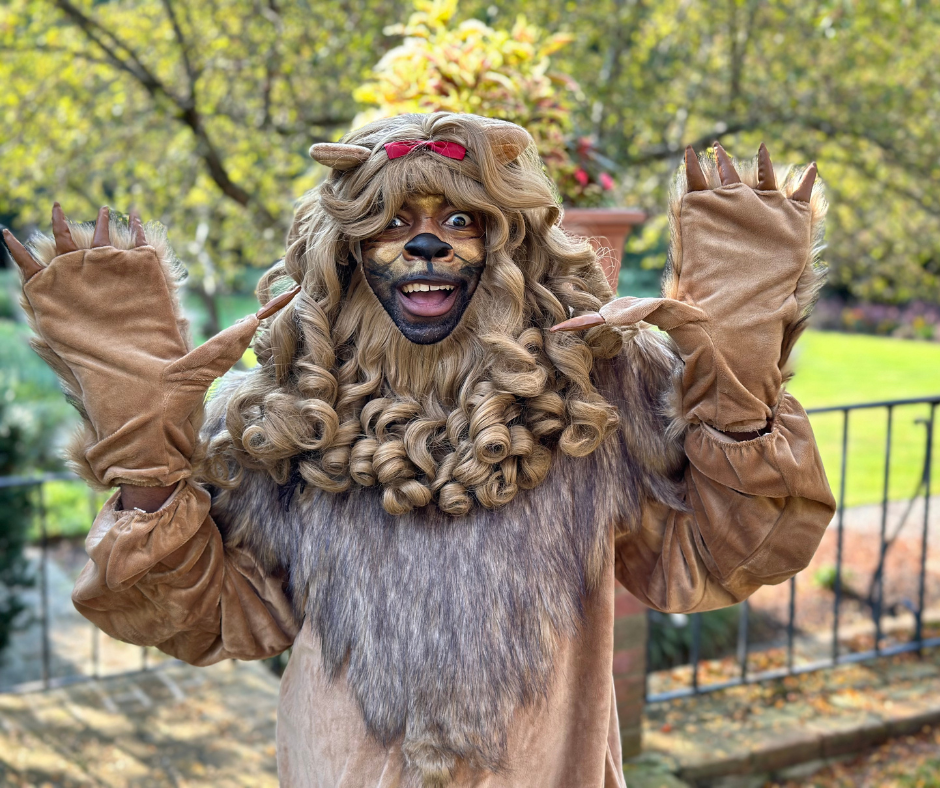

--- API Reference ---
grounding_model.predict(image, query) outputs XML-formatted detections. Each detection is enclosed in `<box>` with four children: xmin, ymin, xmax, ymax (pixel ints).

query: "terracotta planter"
<box><xmin>561</xmin><ymin>207</ymin><xmax>646</xmax><ymax>292</ymax></box>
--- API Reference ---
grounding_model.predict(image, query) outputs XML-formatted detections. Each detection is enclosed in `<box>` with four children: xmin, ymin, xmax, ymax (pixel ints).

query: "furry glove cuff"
<box><xmin>555</xmin><ymin>144</ymin><xmax>825</xmax><ymax>434</ymax></box>
<box><xmin>7</xmin><ymin>206</ymin><xmax>297</xmax><ymax>488</ymax></box>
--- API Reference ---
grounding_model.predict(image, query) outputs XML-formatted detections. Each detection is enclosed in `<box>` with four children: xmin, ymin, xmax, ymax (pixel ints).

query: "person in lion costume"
<box><xmin>5</xmin><ymin>112</ymin><xmax>835</xmax><ymax>788</ymax></box>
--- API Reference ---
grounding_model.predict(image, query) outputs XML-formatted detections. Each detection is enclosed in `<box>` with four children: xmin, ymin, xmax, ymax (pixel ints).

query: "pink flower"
<box><xmin>574</xmin><ymin>168</ymin><xmax>589</xmax><ymax>186</ymax></box>
<box><xmin>599</xmin><ymin>172</ymin><xmax>614</xmax><ymax>190</ymax></box>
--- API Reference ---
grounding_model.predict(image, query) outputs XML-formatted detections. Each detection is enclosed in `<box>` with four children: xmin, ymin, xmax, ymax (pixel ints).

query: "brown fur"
<box><xmin>18</xmin><ymin>217</ymin><xmax>190</xmax><ymax>490</ymax></box>
<box><xmin>203</xmin><ymin>329</ymin><xmax>685</xmax><ymax>786</ymax></box>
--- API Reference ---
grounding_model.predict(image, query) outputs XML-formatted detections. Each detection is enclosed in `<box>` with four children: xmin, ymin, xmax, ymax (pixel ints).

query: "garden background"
<box><xmin>1</xmin><ymin>0</ymin><xmax>940</xmax><ymax>784</ymax></box>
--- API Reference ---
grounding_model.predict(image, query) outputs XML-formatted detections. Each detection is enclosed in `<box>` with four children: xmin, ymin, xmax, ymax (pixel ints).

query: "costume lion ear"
<box><xmin>480</xmin><ymin>121</ymin><xmax>532</xmax><ymax>164</ymax></box>
<box><xmin>309</xmin><ymin>143</ymin><xmax>372</xmax><ymax>171</ymax></box>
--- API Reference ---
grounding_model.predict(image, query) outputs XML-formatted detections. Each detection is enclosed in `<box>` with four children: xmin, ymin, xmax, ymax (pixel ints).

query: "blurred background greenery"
<box><xmin>0</xmin><ymin>0</ymin><xmax>938</xmax><ymax>518</ymax></box>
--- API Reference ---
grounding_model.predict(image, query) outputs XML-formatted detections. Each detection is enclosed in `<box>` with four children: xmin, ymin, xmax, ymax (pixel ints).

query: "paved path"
<box><xmin>640</xmin><ymin>648</ymin><xmax>940</xmax><ymax>786</ymax></box>
<box><xmin>2</xmin><ymin>647</ymin><xmax>940</xmax><ymax>787</ymax></box>
<box><xmin>0</xmin><ymin>661</ymin><xmax>280</xmax><ymax>787</ymax></box>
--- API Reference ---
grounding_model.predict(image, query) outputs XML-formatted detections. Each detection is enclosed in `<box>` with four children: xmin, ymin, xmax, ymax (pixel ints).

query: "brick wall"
<box><xmin>612</xmin><ymin>581</ymin><xmax>648</xmax><ymax>759</ymax></box>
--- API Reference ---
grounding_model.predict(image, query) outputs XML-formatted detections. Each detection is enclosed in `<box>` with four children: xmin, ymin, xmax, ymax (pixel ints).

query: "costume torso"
<box><xmin>275</xmin><ymin>568</ymin><xmax>626</xmax><ymax>788</ymax></box>
<box><xmin>70</xmin><ymin>334</ymin><xmax>834</xmax><ymax>788</ymax></box>
<box><xmin>207</xmin><ymin>349</ymin><xmax>682</xmax><ymax>786</ymax></box>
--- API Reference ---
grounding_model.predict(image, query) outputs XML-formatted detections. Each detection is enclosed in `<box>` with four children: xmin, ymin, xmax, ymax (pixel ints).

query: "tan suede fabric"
<box><xmin>69</xmin><ymin>392</ymin><xmax>834</xmax><ymax>786</ymax></box>
<box><xmin>72</xmin><ymin>482</ymin><xmax>299</xmax><ymax>663</ymax></box>
<box><xmin>599</xmin><ymin>184</ymin><xmax>813</xmax><ymax>432</ymax></box>
<box><xmin>615</xmin><ymin>394</ymin><xmax>835</xmax><ymax>613</ymax></box>
<box><xmin>21</xmin><ymin>246</ymin><xmax>259</xmax><ymax>487</ymax></box>
<box><xmin>276</xmin><ymin>561</ymin><xmax>624</xmax><ymax>788</ymax></box>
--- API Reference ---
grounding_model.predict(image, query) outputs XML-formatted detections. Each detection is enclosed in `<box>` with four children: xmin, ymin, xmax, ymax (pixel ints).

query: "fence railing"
<box><xmin>646</xmin><ymin>395</ymin><xmax>940</xmax><ymax>702</ymax></box>
<box><xmin>0</xmin><ymin>473</ymin><xmax>161</xmax><ymax>694</ymax></box>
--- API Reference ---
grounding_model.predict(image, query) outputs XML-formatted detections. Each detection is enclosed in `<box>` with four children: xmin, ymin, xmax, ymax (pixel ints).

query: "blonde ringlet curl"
<box><xmin>203</xmin><ymin>112</ymin><xmax>623</xmax><ymax>515</ymax></box>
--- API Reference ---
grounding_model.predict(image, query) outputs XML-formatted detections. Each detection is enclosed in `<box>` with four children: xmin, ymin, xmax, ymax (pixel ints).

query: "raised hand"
<box><xmin>554</xmin><ymin>143</ymin><xmax>824</xmax><ymax>434</ymax></box>
<box><xmin>6</xmin><ymin>205</ymin><xmax>298</xmax><ymax>488</ymax></box>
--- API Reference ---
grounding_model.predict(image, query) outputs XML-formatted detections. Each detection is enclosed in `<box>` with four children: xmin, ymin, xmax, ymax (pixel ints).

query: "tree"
<box><xmin>528</xmin><ymin>0</ymin><xmax>940</xmax><ymax>303</ymax></box>
<box><xmin>2</xmin><ymin>0</ymin><xmax>939</xmax><ymax>308</ymax></box>
<box><xmin>0</xmin><ymin>0</ymin><xmax>406</xmax><ymax>332</ymax></box>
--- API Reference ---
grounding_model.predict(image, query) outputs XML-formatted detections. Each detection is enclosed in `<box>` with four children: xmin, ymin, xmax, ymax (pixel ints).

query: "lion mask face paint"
<box><xmin>360</xmin><ymin>194</ymin><xmax>485</xmax><ymax>345</ymax></box>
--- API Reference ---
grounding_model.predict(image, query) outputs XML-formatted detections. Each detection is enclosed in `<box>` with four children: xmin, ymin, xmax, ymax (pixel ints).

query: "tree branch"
<box><xmin>627</xmin><ymin>120</ymin><xmax>763</xmax><ymax>164</ymax></box>
<box><xmin>53</xmin><ymin>0</ymin><xmax>276</xmax><ymax>226</ymax></box>
<box><xmin>161</xmin><ymin>0</ymin><xmax>200</xmax><ymax>98</ymax></box>
<box><xmin>53</xmin><ymin>0</ymin><xmax>179</xmax><ymax>103</ymax></box>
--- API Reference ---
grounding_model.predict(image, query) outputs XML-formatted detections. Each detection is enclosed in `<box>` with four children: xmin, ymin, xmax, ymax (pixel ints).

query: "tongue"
<box><xmin>406</xmin><ymin>289</ymin><xmax>450</xmax><ymax>306</ymax></box>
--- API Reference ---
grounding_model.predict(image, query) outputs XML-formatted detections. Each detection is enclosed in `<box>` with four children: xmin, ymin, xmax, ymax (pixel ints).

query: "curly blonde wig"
<box><xmin>204</xmin><ymin>113</ymin><xmax>624</xmax><ymax>515</ymax></box>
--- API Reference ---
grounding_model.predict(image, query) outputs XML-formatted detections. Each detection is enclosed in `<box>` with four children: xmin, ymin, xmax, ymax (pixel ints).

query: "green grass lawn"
<box><xmin>788</xmin><ymin>331</ymin><xmax>940</xmax><ymax>507</ymax></box>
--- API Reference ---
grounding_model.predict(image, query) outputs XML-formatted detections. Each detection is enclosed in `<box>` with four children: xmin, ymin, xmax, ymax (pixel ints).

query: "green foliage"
<box><xmin>2</xmin><ymin>1</ymin><xmax>939</xmax><ymax>302</ymax></box>
<box><xmin>648</xmin><ymin>608</ymin><xmax>740</xmax><ymax>671</ymax></box>
<box><xmin>811</xmin><ymin>564</ymin><xmax>854</xmax><ymax>592</ymax></box>
<box><xmin>354</xmin><ymin>0</ymin><xmax>616</xmax><ymax>206</ymax></box>
<box><xmin>0</xmin><ymin>270</ymin><xmax>19</xmax><ymax>321</ymax></box>
<box><xmin>0</xmin><ymin>0</ymin><xmax>408</xmax><ymax>328</ymax></box>
<box><xmin>0</xmin><ymin>400</ymin><xmax>35</xmax><ymax>662</ymax></box>
<box><xmin>560</xmin><ymin>0</ymin><xmax>940</xmax><ymax>305</ymax></box>
<box><xmin>34</xmin><ymin>480</ymin><xmax>108</xmax><ymax>542</ymax></box>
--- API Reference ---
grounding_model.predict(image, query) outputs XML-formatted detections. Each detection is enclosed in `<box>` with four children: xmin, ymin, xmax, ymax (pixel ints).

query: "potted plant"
<box><xmin>352</xmin><ymin>0</ymin><xmax>644</xmax><ymax>291</ymax></box>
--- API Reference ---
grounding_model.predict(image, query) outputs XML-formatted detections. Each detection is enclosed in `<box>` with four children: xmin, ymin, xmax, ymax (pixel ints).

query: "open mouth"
<box><xmin>396</xmin><ymin>279</ymin><xmax>461</xmax><ymax>318</ymax></box>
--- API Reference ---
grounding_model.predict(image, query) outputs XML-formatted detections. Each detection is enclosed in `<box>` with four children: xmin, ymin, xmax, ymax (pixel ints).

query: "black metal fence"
<box><xmin>646</xmin><ymin>395</ymin><xmax>940</xmax><ymax>702</ymax></box>
<box><xmin>0</xmin><ymin>473</ymin><xmax>160</xmax><ymax>694</ymax></box>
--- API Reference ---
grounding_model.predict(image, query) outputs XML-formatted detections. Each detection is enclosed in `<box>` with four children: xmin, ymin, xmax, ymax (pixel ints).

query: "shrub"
<box><xmin>812</xmin><ymin>297</ymin><xmax>940</xmax><ymax>342</ymax></box>
<box><xmin>0</xmin><ymin>400</ymin><xmax>35</xmax><ymax>662</ymax></box>
<box><xmin>353</xmin><ymin>0</ymin><xmax>618</xmax><ymax>206</ymax></box>
<box><xmin>0</xmin><ymin>317</ymin><xmax>80</xmax><ymax>662</ymax></box>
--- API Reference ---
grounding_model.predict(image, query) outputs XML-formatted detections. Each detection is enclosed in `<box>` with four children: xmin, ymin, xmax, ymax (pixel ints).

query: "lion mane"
<box><xmin>203</xmin><ymin>113</ymin><xmax>624</xmax><ymax>515</ymax></box>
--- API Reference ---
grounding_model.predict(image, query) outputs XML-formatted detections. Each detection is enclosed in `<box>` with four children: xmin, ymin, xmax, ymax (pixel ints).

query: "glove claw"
<box><xmin>791</xmin><ymin>163</ymin><xmax>817</xmax><ymax>202</ymax></box>
<box><xmin>52</xmin><ymin>203</ymin><xmax>79</xmax><ymax>255</ymax></box>
<box><xmin>684</xmin><ymin>146</ymin><xmax>709</xmax><ymax>192</ymax></box>
<box><xmin>600</xmin><ymin>296</ymin><xmax>706</xmax><ymax>331</ymax></box>
<box><xmin>3</xmin><ymin>229</ymin><xmax>44</xmax><ymax>281</ymax></box>
<box><xmin>257</xmin><ymin>285</ymin><xmax>301</xmax><ymax>320</ymax></box>
<box><xmin>756</xmin><ymin>143</ymin><xmax>777</xmax><ymax>191</ymax></box>
<box><xmin>550</xmin><ymin>312</ymin><xmax>606</xmax><ymax>332</ymax></box>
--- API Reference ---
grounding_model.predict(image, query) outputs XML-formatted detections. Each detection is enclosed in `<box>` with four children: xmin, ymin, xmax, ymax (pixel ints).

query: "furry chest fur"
<box><xmin>209</xmin><ymin>437</ymin><xmax>635</xmax><ymax>778</ymax></box>
<box><xmin>202</xmin><ymin>342</ymin><xmax>685</xmax><ymax>781</ymax></box>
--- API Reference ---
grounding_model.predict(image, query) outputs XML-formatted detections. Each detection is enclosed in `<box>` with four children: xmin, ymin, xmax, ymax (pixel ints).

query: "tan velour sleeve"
<box><xmin>71</xmin><ymin>481</ymin><xmax>299</xmax><ymax>665</ymax></box>
<box><xmin>614</xmin><ymin>393</ymin><xmax>836</xmax><ymax>613</ymax></box>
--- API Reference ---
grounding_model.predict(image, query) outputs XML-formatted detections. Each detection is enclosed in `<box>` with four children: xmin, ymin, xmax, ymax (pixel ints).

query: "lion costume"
<box><xmin>7</xmin><ymin>112</ymin><xmax>835</xmax><ymax>788</ymax></box>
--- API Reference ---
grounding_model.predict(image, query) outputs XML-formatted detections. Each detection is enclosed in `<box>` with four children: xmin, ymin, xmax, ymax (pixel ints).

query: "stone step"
<box><xmin>638</xmin><ymin>649</ymin><xmax>940</xmax><ymax>787</ymax></box>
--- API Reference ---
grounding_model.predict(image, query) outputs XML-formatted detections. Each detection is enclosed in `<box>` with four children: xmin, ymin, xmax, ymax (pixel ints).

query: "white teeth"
<box><xmin>401</xmin><ymin>283</ymin><xmax>455</xmax><ymax>294</ymax></box>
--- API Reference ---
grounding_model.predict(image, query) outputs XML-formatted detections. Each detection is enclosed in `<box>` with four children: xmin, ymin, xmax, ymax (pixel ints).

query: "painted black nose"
<box><xmin>404</xmin><ymin>233</ymin><xmax>452</xmax><ymax>260</ymax></box>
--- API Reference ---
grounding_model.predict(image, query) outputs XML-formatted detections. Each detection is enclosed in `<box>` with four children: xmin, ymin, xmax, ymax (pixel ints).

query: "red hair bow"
<box><xmin>384</xmin><ymin>140</ymin><xmax>467</xmax><ymax>161</ymax></box>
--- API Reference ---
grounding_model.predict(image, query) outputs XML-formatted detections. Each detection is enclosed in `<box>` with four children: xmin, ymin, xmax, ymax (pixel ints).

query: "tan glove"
<box><xmin>5</xmin><ymin>205</ymin><xmax>298</xmax><ymax>488</ymax></box>
<box><xmin>555</xmin><ymin>144</ymin><xmax>824</xmax><ymax>433</ymax></box>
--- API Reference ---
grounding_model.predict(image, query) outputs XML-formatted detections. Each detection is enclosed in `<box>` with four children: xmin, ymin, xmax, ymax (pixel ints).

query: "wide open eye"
<box><xmin>387</xmin><ymin>216</ymin><xmax>407</xmax><ymax>230</ymax></box>
<box><xmin>444</xmin><ymin>212</ymin><xmax>474</xmax><ymax>229</ymax></box>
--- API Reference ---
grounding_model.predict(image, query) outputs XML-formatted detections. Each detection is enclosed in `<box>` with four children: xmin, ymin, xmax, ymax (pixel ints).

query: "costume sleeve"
<box><xmin>604</xmin><ymin>331</ymin><xmax>836</xmax><ymax>613</ymax></box>
<box><xmin>614</xmin><ymin>393</ymin><xmax>835</xmax><ymax>612</ymax></box>
<box><xmin>71</xmin><ymin>480</ymin><xmax>299</xmax><ymax>665</ymax></box>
